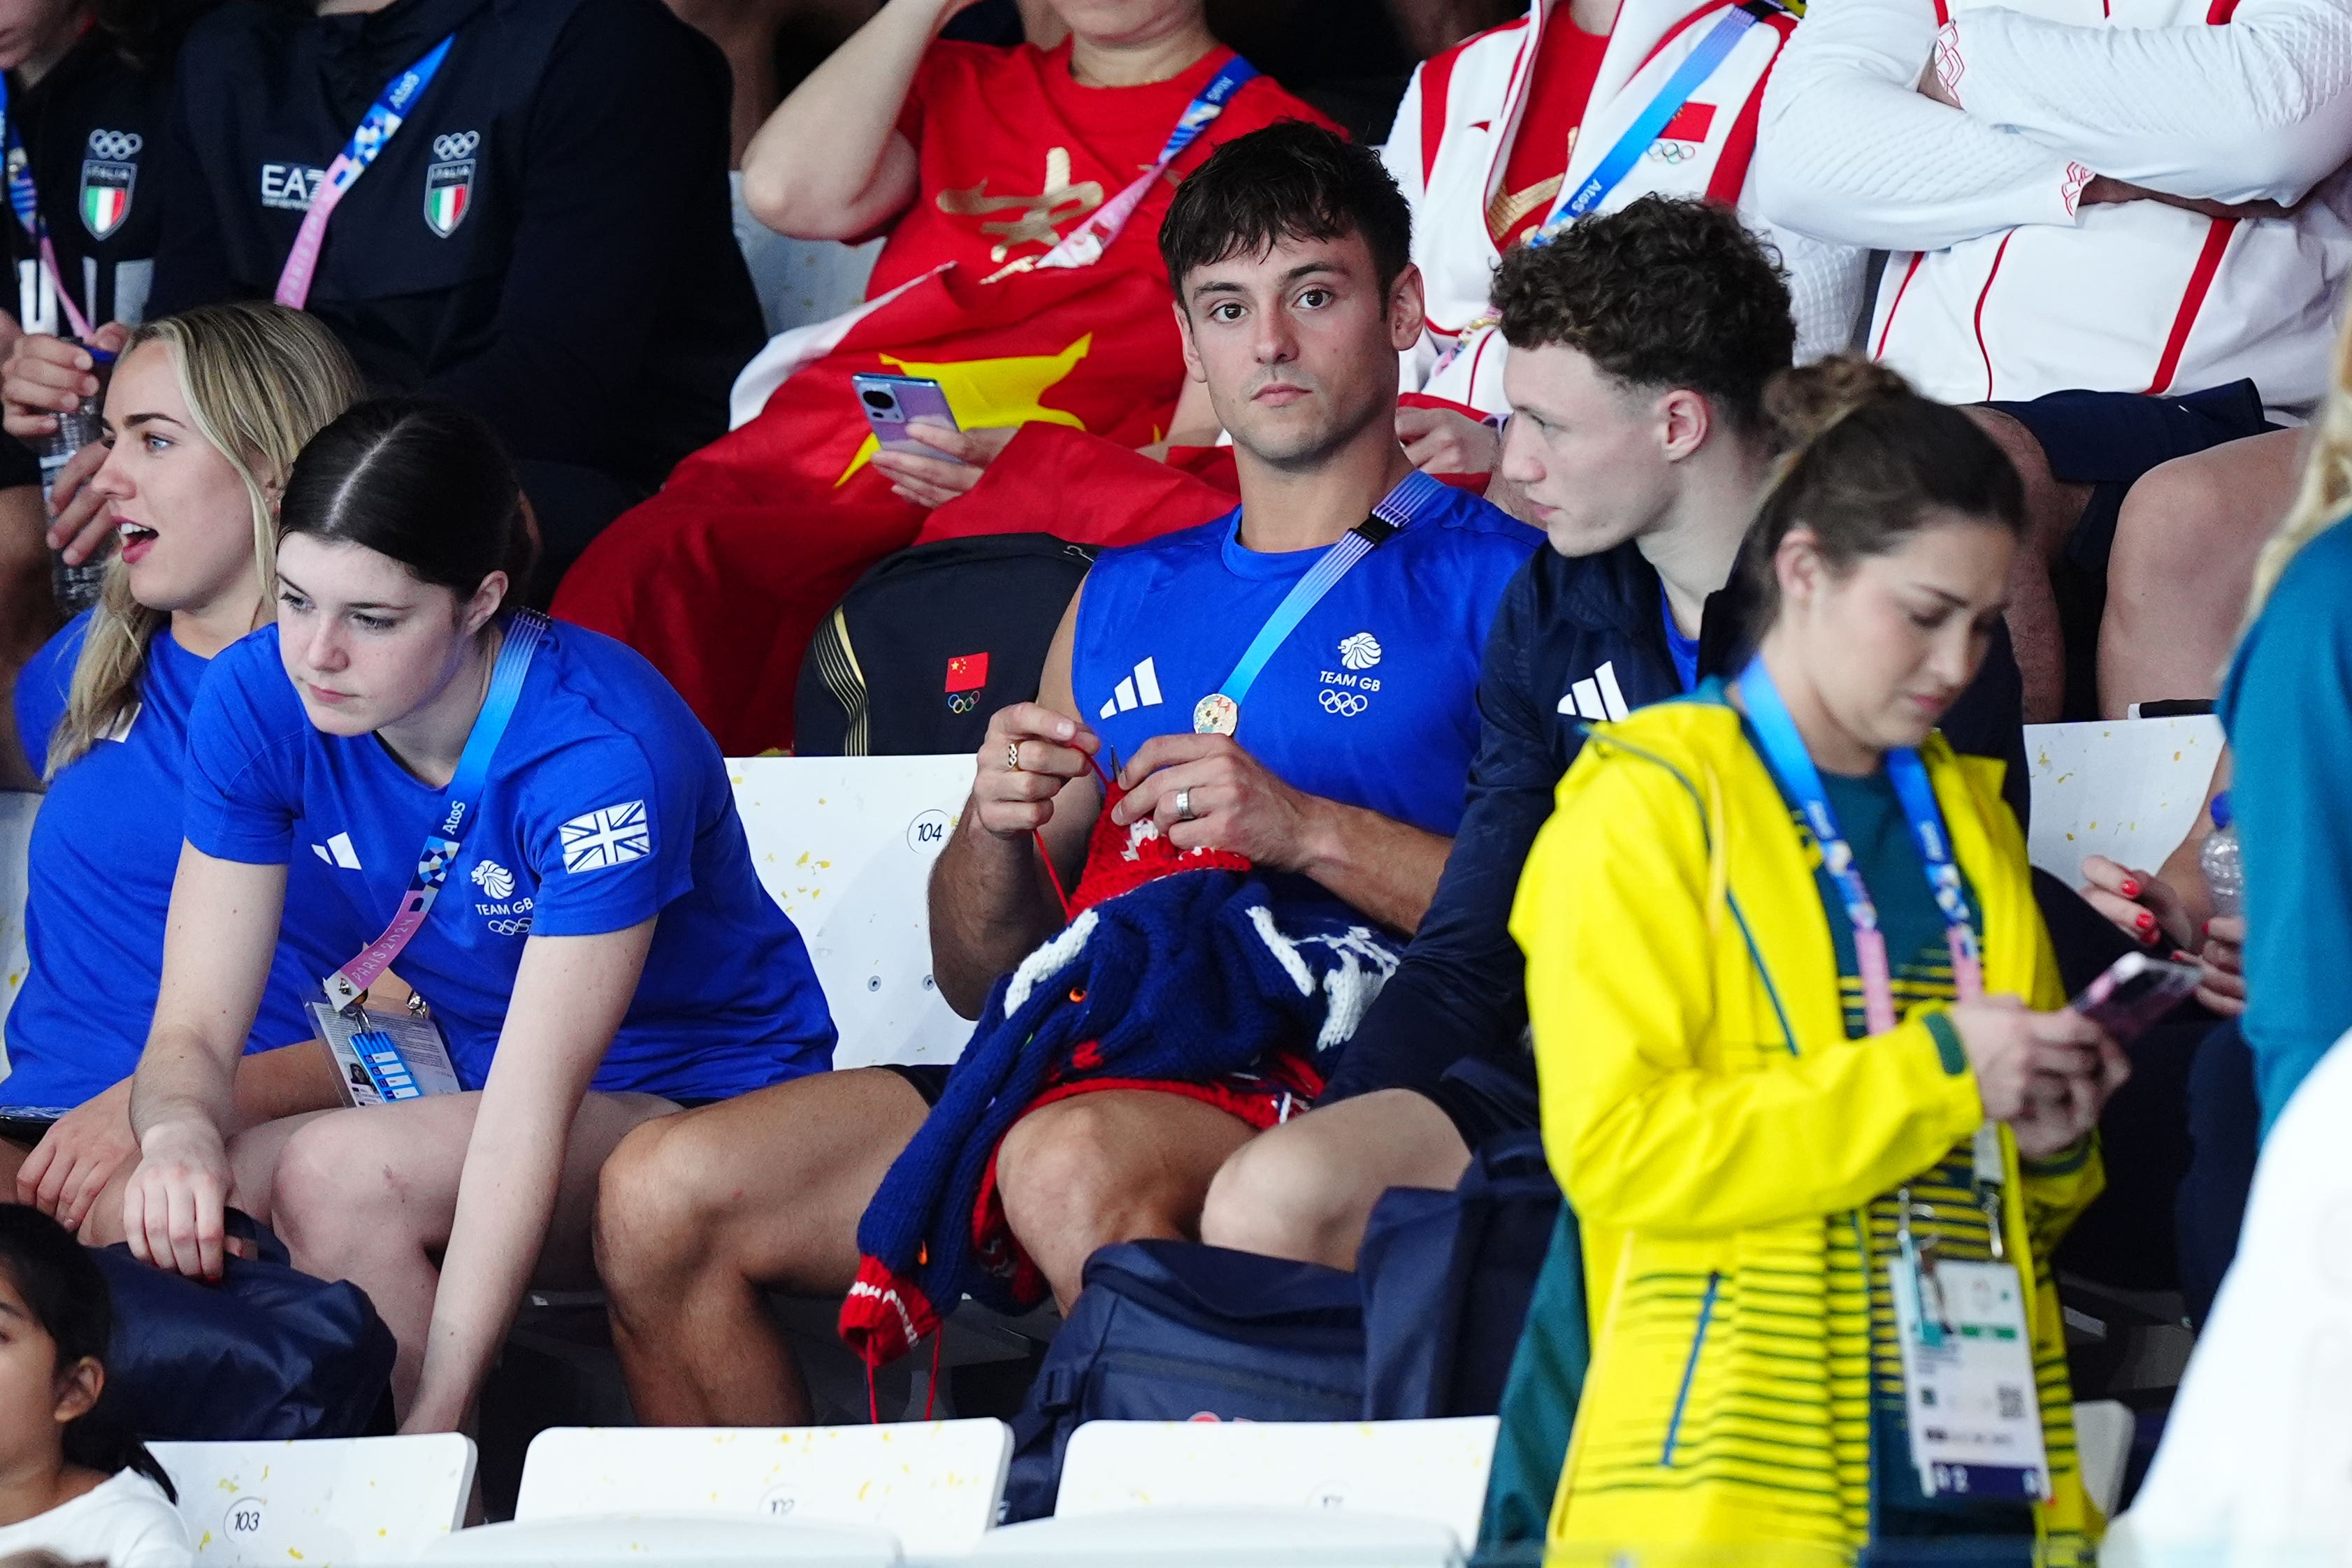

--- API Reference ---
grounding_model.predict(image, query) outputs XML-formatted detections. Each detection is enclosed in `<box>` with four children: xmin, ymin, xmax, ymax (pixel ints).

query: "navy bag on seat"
<box><xmin>1001</xmin><ymin>1240</ymin><xmax>1364</xmax><ymax>1522</ymax></box>
<box><xmin>92</xmin><ymin>1212</ymin><xmax>397</xmax><ymax>1439</ymax></box>
<box><xmin>1357</xmin><ymin>1128</ymin><xmax>1561</xmax><ymax>1421</ymax></box>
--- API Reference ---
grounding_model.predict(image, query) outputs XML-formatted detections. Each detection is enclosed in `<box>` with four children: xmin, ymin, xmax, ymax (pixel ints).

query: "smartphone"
<box><xmin>851</xmin><ymin>373</ymin><xmax>969</xmax><ymax>464</ymax></box>
<box><xmin>2070</xmin><ymin>950</ymin><xmax>2202</xmax><ymax>1044</ymax></box>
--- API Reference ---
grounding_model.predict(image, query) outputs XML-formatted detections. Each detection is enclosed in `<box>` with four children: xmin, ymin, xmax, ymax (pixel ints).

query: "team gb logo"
<box><xmin>470</xmin><ymin>859</ymin><xmax>515</xmax><ymax>899</ymax></box>
<box><xmin>1338</xmin><ymin>632</ymin><xmax>1382</xmax><ymax>671</ymax></box>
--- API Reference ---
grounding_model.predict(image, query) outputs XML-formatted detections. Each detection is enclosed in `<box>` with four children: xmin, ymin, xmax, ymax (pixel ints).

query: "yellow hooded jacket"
<box><xmin>1509</xmin><ymin>695</ymin><xmax>2100</xmax><ymax>1563</ymax></box>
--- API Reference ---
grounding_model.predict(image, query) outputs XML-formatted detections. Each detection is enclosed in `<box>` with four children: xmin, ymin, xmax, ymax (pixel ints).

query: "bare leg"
<box><xmin>1199</xmin><ymin>1089</ymin><xmax>1471</xmax><ymax>1271</ymax></box>
<box><xmin>1966</xmin><ymin>407</ymin><xmax>2093</xmax><ymax>725</ymax></box>
<box><xmin>259</xmin><ymin>1090</ymin><xmax>677</xmax><ymax>1414</ymax></box>
<box><xmin>594</xmin><ymin>1066</ymin><xmax>929</xmax><ymax>1427</ymax></box>
<box><xmin>1</xmin><ymin>483</ymin><xmax>59</xmax><ymax>791</ymax></box>
<box><xmin>2098</xmin><ymin>428</ymin><xmax>2304</xmax><ymax>718</ymax></box>
<box><xmin>995</xmin><ymin>1090</ymin><xmax>1259</xmax><ymax>1310</ymax></box>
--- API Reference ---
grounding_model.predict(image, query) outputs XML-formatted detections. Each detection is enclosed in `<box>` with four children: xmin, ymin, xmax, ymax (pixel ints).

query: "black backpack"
<box><xmin>795</xmin><ymin>534</ymin><xmax>1097</xmax><ymax>757</ymax></box>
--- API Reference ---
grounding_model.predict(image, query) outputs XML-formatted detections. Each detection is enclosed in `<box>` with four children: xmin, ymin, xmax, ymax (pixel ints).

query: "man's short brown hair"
<box><xmin>1492</xmin><ymin>196</ymin><xmax>1794</xmax><ymax>429</ymax></box>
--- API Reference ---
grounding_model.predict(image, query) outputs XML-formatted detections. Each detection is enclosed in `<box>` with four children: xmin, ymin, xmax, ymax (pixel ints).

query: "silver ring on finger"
<box><xmin>1005</xmin><ymin>741</ymin><xmax>1021</xmax><ymax>772</ymax></box>
<box><xmin>1176</xmin><ymin>787</ymin><xmax>1197</xmax><ymax>823</ymax></box>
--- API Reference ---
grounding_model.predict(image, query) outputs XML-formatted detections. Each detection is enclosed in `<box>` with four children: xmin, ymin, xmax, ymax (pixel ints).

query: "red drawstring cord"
<box><xmin>865</xmin><ymin>1330</ymin><xmax>948</xmax><ymax>1425</ymax></box>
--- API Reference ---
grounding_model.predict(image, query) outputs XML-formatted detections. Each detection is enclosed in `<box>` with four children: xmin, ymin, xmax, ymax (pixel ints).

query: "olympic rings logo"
<box><xmin>85</xmin><ymin>130</ymin><xmax>142</xmax><ymax>160</ymax></box>
<box><xmin>484</xmin><ymin>917</ymin><xmax>533</xmax><ymax>937</ymax></box>
<box><xmin>433</xmin><ymin>131</ymin><xmax>480</xmax><ymax>161</ymax></box>
<box><xmin>1648</xmin><ymin>140</ymin><xmax>1695</xmax><ymax>165</ymax></box>
<box><xmin>1320</xmin><ymin>690</ymin><xmax>1369</xmax><ymax>717</ymax></box>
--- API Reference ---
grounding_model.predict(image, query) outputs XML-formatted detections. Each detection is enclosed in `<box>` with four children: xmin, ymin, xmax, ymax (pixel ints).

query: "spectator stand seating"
<box><xmin>150</xmin><ymin>1433</ymin><xmax>475</xmax><ymax>1564</ymax></box>
<box><xmin>508</xmin><ymin>1419</ymin><xmax>1012</xmax><ymax>1562</ymax></box>
<box><xmin>974</xmin><ymin>1414</ymin><xmax>1501</xmax><ymax>1564</ymax></box>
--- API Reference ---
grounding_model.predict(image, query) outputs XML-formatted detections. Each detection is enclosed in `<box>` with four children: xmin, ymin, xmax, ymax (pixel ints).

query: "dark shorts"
<box><xmin>1986</xmin><ymin>379</ymin><xmax>2273</xmax><ymax>580</ymax></box>
<box><xmin>879</xmin><ymin>1062</ymin><xmax>952</xmax><ymax>1108</ymax></box>
<box><xmin>1986</xmin><ymin>379</ymin><xmax>2272</xmax><ymax>718</ymax></box>
<box><xmin>1326</xmin><ymin>1043</ymin><xmax>1541</xmax><ymax>1154</ymax></box>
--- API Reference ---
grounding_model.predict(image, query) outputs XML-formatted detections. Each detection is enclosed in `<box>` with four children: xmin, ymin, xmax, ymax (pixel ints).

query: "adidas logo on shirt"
<box><xmin>310</xmin><ymin>832</ymin><xmax>362</xmax><ymax>870</ymax></box>
<box><xmin>1557</xmin><ymin>661</ymin><xmax>1631</xmax><ymax>723</ymax></box>
<box><xmin>1097</xmin><ymin>657</ymin><xmax>1164</xmax><ymax>720</ymax></box>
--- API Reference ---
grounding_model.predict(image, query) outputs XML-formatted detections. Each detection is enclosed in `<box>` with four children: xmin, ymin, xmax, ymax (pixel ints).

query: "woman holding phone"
<box><xmin>6</xmin><ymin>303</ymin><xmax>361</xmax><ymax>1237</ymax></box>
<box><xmin>1511</xmin><ymin>359</ymin><xmax>2127</xmax><ymax>1562</ymax></box>
<box><xmin>120</xmin><ymin>398</ymin><xmax>836</xmax><ymax>1432</ymax></box>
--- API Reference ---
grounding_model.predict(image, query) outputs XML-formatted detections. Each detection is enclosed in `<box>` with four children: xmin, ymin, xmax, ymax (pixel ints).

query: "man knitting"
<box><xmin>591</xmin><ymin>123</ymin><xmax>1538</xmax><ymax>1421</ymax></box>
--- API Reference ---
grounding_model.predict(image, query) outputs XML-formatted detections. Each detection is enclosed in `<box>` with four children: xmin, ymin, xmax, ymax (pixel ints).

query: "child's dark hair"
<box><xmin>1743</xmin><ymin>356</ymin><xmax>2026</xmax><ymax>624</ymax></box>
<box><xmin>0</xmin><ymin>1207</ymin><xmax>174</xmax><ymax>1501</ymax></box>
<box><xmin>280</xmin><ymin>397</ymin><xmax>539</xmax><ymax>600</ymax></box>
<box><xmin>1492</xmin><ymin>195</ymin><xmax>1794</xmax><ymax>433</ymax></box>
<box><xmin>1159</xmin><ymin>121</ymin><xmax>1413</xmax><ymax>304</ymax></box>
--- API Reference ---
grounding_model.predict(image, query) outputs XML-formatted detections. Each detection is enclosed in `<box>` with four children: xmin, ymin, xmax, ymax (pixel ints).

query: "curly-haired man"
<box><xmin>1199</xmin><ymin>195</ymin><xmax>2030</xmax><ymax>1268</ymax></box>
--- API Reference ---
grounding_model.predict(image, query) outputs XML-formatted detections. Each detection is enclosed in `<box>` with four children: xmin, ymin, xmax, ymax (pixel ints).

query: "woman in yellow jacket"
<box><xmin>1511</xmin><ymin>358</ymin><xmax>2131</xmax><ymax>1565</ymax></box>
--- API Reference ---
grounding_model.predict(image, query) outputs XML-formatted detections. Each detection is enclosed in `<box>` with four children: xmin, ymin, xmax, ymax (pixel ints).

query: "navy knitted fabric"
<box><xmin>842</xmin><ymin>868</ymin><xmax>1399</xmax><ymax>1365</ymax></box>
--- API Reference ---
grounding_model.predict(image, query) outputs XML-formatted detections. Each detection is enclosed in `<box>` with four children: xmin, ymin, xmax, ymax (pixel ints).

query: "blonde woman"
<box><xmin>2212</xmin><ymin>319</ymin><xmax>2352</xmax><ymax>1137</ymax></box>
<box><xmin>3</xmin><ymin>303</ymin><xmax>363</xmax><ymax>1241</ymax></box>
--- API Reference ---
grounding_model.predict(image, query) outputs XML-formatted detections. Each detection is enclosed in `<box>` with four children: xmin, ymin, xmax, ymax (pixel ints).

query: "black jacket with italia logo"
<box><xmin>148</xmin><ymin>0</ymin><xmax>763</xmax><ymax>491</ymax></box>
<box><xmin>0</xmin><ymin>16</ymin><xmax>194</xmax><ymax>489</ymax></box>
<box><xmin>4</xmin><ymin>17</ymin><xmax>187</xmax><ymax>335</ymax></box>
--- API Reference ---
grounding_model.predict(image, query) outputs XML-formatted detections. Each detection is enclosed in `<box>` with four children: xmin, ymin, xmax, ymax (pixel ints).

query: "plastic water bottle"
<box><xmin>43</xmin><ymin>345</ymin><xmax>115</xmax><ymax>616</ymax></box>
<box><xmin>2200</xmin><ymin>791</ymin><xmax>2242</xmax><ymax>919</ymax></box>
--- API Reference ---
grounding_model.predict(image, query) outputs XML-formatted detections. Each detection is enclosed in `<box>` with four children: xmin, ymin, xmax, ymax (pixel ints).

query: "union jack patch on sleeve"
<box><xmin>559</xmin><ymin>800</ymin><xmax>650</xmax><ymax>873</ymax></box>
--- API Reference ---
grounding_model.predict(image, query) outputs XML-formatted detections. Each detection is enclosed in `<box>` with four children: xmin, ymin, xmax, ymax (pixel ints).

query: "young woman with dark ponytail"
<box><xmin>0</xmin><ymin>1205</ymin><xmax>186</xmax><ymax>1567</ymax></box>
<box><xmin>1511</xmin><ymin>358</ymin><xmax>2128</xmax><ymax>1562</ymax></box>
<box><xmin>118</xmin><ymin>398</ymin><xmax>835</xmax><ymax>1434</ymax></box>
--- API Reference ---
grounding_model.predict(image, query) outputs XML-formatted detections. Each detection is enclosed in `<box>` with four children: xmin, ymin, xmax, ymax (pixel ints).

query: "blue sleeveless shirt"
<box><xmin>1072</xmin><ymin>481</ymin><xmax>1540</xmax><ymax>838</ymax></box>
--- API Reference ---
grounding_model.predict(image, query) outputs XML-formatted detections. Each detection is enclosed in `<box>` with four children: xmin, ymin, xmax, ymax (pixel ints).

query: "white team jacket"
<box><xmin>1757</xmin><ymin>0</ymin><xmax>2352</xmax><ymax>416</ymax></box>
<box><xmin>1383</xmin><ymin>0</ymin><xmax>1868</xmax><ymax>416</ymax></box>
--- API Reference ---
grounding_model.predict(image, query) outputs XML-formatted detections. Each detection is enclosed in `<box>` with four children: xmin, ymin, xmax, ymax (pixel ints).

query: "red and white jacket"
<box><xmin>1383</xmin><ymin>0</ymin><xmax>1868</xmax><ymax>416</ymax></box>
<box><xmin>1757</xmin><ymin>0</ymin><xmax>2352</xmax><ymax>416</ymax></box>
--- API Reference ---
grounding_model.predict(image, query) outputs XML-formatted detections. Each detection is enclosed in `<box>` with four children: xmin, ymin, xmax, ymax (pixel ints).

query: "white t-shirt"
<box><xmin>0</xmin><ymin>1469</ymin><xmax>192</xmax><ymax>1567</ymax></box>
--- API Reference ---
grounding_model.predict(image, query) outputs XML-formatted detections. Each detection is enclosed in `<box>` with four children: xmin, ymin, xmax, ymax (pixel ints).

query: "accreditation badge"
<box><xmin>1890</xmin><ymin>1254</ymin><xmax>2053</xmax><ymax>1501</ymax></box>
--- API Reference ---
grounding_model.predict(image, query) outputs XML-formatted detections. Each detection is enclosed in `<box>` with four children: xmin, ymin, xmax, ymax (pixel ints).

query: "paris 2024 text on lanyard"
<box><xmin>1739</xmin><ymin>653</ymin><xmax>2054</xmax><ymax>1506</ymax></box>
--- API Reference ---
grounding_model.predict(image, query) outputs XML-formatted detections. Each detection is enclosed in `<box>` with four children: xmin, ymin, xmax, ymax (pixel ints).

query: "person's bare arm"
<box><xmin>928</xmin><ymin>587</ymin><xmax>1100</xmax><ymax>1016</ymax></box>
<box><xmin>404</xmin><ymin>921</ymin><xmax>654</xmax><ymax>1433</ymax></box>
<box><xmin>1113</xmin><ymin>734</ymin><xmax>1453</xmax><ymax>934</ymax></box>
<box><xmin>23</xmin><ymin>1038</ymin><xmax>346</xmax><ymax>1236</ymax></box>
<box><xmin>124</xmin><ymin>845</ymin><xmax>285</xmax><ymax>1278</ymax></box>
<box><xmin>739</xmin><ymin>0</ymin><xmax>980</xmax><ymax>238</ymax></box>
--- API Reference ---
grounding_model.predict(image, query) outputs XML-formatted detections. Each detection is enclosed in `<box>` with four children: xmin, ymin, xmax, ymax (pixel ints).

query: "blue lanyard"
<box><xmin>1197</xmin><ymin>470</ymin><xmax>1446</xmax><ymax>732</ymax></box>
<box><xmin>1736</xmin><ymin>653</ymin><xmax>1983</xmax><ymax>1033</ymax></box>
<box><xmin>275</xmin><ymin>32</ymin><xmax>456</xmax><ymax>309</ymax></box>
<box><xmin>1528</xmin><ymin>1</ymin><xmax>1766</xmax><ymax>246</ymax></box>
<box><xmin>1157</xmin><ymin>57</ymin><xmax>1259</xmax><ymax>162</ymax></box>
<box><xmin>322</xmin><ymin>609</ymin><xmax>549</xmax><ymax>1010</ymax></box>
<box><xmin>1025</xmin><ymin>55</ymin><xmax>1257</xmax><ymax>277</ymax></box>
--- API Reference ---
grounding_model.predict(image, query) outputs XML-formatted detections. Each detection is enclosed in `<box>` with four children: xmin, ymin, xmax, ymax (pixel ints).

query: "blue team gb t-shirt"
<box><xmin>1072</xmin><ymin>481</ymin><xmax>1541</xmax><ymax>842</ymax></box>
<box><xmin>182</xmin><ymin>618</ymin><xmax>836</xmax><ymax>1100</ymax></box>
<box><xmin>8</xmin><ymin>614</ymin><xmax>340</xmax><ymax>1110</ymax></box>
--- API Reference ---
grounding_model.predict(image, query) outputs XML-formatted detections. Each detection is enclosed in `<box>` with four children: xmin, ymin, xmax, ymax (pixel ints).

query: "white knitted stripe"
<box><xmin>1004</xmin><ymin>908</ymin><xmax>1097</xmax><ymax>1017</ymax></box>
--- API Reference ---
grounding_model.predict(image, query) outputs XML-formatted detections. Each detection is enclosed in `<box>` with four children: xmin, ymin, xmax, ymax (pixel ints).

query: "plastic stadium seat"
<box><xmin>1050</xmin><ymin>1416</ymin><xmax>1499</xmax><ymax>1546</ymax></box>
<box><xmin>969</xmin><ymin>1506</ymin><xmax>1464</xmax><ymax>1567</ymax></box>
<box><xmin>727</xmin><ymin>755</ymin><xmax>976</xmax><ymax>1070</ymax></box>
<box><xmin>512</xmin><ymin>1419</ymin><xmax>1011</xmax><ymax>1560</ymax></box>
<box><xmin>151</xmin><ymin>1434</ymin><xmax>475</xmax><ymax>1564</ymax></box>
<box><xmin>425</xmin><ymin>1513</ymin><xmax>900</xmax><ymax>1566</ymax></box>
<box><xmin>2074</xmin><ymin>1400</ymin><xmax>2136</xmax><ymax>1517</ymax></box>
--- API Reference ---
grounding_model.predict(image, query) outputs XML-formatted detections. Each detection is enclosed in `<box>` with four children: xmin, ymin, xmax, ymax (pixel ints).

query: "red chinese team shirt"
<box><xmin>1491</xmin><ymin>15</ymin><xmax>1613</xmax><ymax>248</ymax></box>
<box><xmin>874</xmin><ymin>39</ymin><xmax>1323</xmax><ymax>298</ymax></box>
